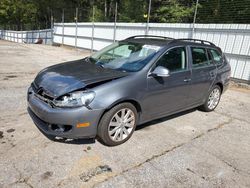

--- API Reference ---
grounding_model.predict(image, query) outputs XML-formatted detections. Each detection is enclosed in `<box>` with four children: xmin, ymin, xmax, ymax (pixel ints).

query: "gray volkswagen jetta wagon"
<box><xmin>27</xmin><ymin>35</ymin><xmax>231</xmax><ymax>146</ymax></box>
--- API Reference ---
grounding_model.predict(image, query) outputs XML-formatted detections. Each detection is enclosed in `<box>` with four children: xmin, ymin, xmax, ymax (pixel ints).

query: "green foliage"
<box><xmin>196</xmin><ymin>0</ymin><xmax>250</xmax><ymax>23</ymax></box>
<box><xmin>0</xmin><ymin>0</ymin><xmax>37</xmax><ymax>30</ymax></box>
<box><xmin>0</xmin><ymin>0</ymin><xmax>249</xmax><ymax>30</ymax></box>
<box><xmin>151</xmin><ymin>0</ymin><xmax>196</xmax><ymax>23</ymax></box>
<box><xmin>118</xmin><ymin>0</ymin><xmax>147</xmax><ymax>22</ymax></box>
<box><xmin>89</xmin><ymin>5</ymin><xmax>105</xmax><ymax>22</ymax></box>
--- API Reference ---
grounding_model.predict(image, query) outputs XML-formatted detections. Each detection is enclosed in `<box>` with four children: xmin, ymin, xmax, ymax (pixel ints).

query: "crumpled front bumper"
<box><xmin>27</xmin><ymin>87</ymin><xmax>105</xmax><ymax>139</ymax></box>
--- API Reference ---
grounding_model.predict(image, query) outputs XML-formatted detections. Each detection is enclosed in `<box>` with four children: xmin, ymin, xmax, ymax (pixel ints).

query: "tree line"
<box><xmin>0</xmin><ymin>0</ymin><xmax>249</xmax><ymax>30</ymax></box>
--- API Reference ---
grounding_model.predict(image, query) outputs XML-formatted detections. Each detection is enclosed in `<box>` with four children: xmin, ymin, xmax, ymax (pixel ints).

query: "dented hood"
<box><xmin>34</xmin><ymin>59</ymin><xmax>128</xmax><ymax>97</ymax></box>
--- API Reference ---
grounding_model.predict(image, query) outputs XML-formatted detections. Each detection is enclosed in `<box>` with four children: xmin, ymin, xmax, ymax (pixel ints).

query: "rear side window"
<box><xmin>209</xmin><ymin>49</ymin><xmax>223</xmax><ymax>64</ymax></box>
<box><xmin>191</xmin><ymin>47</ymin><xmax>210</xmax><ymax>68</ymax></box>
<box><xmin>156</xmin><ymin>47</ymin><xmax>186</xmax><ymax>73</ymax></box>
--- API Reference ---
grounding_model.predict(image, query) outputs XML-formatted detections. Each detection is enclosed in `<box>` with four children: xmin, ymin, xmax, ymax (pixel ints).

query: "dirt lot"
<box><xmin>0</xmin><ymin>40</ymin><xmax>250</xmax><ymax>188</ymax></box>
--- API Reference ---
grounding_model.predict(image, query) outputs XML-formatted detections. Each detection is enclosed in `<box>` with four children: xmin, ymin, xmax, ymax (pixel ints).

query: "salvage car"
<box><xmin>27</xmin><ymin>35</ymin><xmax>231</xmax><ymax>146</ymax></box>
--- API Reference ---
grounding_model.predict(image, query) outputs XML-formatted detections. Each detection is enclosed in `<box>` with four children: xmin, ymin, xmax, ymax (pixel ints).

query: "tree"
<box><xmin>150</xmin><ymin>0</ymin><xmax>196</xmax><ymax>23</ymax></box>
<box><xmin>117</xmin><ymin>0</ymin><xmax>147</xmax><ymax>22</ymax></box>
<box><xmin>0</xmin><ymin>0</ymin><xmax>249</xmax><ymax>30</ymax></box>
<box><xmin>0</xmin><ymin>0</ymin><xmax>37</xmax><ymax>30</ymax></box>
<box><xmin>196</xmin><ymin>0</ymin><xmax>250</xmax><ymax>23</ymax></box>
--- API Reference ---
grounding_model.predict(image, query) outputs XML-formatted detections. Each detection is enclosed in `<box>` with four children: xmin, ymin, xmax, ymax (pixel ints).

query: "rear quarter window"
<box><xmin>209</xmin><ymin>49</ymin><xmax>223</xmax><ymax>64</ymax></box>
<box><xmin>191</xmin><ymin>47</ymin><xmax>210</xmax><ymax>68</ymax></box>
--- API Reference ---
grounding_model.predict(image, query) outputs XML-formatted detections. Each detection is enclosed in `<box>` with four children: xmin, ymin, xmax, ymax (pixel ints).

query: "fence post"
<box><xmin>113</xmin><ymin>1</ymin><xmax>118</xmax><ymax>42</ymax></box>
<box><xmin>75</xmin><ymin>8</ymin><xmax>78</xmax><ymax>49</ymax></box>
<box><xmin>91</xmin><ymin>5</ymin><xmax>95</xmax><ymax>53</ymax></box>
<box><xmin>51</xmin><ymin>10</ymin><xmax>54</xmax><ymax>45</ymax></box>
<box><xmin>62</xmin><ymin>9</ymin><xmax>65</xmax><ymax>45</ymax></box>
<box><xmin>192</xmin><ymin>0</ymin><xmax>199</xmax><ymax>39</ymax></box>
<box><xmin>45</xmin><ymin>30</ymin><xmax>47</xmax><ymax>44</ymax></box>
<box><xmin>145</xmin><ymin>0</ymin><xmax>152</xmax><ymax>35</ymax></box>
<box><xmin>32</xmin><ymin>30</ymin><xmax>34</xmax><ymax>43</ymax></box>
<box><xmin>241</xmin><ymin>61</ymin><xmax>247</xmax><ymax>80</ymax></box>
<box><xmin>21</xmin><ymin>31</ymin><xmax>23</xmax><ymax>43</ymax></box>
<box><xmin>38</xmin><ymin>29</ymin><xmax>41</xmax><ymax>42</ymax></box>
<box><xmin>26</xmin><ymin>31</ymin><xmax>28</xmax><ymax>43</ymax></box>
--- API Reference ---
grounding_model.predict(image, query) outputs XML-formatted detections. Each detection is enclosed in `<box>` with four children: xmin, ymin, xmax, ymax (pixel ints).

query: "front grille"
<box><xmin>34</xmin><ymin>86</ymin><xmax>55</xmax><ymax>107</ymax></box>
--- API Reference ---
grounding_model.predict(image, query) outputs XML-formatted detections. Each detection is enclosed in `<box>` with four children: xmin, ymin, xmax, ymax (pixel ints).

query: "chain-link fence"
<box><xmin>50</xmin><ymin>0</ymin><xmax>250</xmax><ymax>25</ymax></box>
<box><xmin>196</xmin><ymin>0</ymin><xmax>250</xmax><ymax>23</ymax></box>
<box><xmin>1</xmin><ymin>0</ymin><xmax>249</xmax><ymax>31</ymax></box>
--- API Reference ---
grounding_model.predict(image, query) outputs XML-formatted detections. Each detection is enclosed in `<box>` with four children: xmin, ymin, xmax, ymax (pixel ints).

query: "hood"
<box><xmin>33</xmin><ymin>59</ymin><xmax>128</xmax><ymax>97</ymax></box>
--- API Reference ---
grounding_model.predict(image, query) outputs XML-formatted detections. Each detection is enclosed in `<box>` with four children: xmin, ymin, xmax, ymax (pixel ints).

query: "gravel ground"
<box><xmin>0</xmin><ymin>40</ymin><xmax>250</xmax><ymax>188</ymax></box>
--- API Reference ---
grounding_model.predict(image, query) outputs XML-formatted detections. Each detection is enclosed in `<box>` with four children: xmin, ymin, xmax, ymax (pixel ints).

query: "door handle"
<box><xmin>184</xmin><ymin>78</ymin><xmax>191</xmax><ymax>82</ymax></box>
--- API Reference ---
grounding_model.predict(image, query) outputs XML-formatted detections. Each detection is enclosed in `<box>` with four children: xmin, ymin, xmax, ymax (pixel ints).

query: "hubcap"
<box><xmin>108</xmin><ymin>108</ymin><xmax>135</xmax><ymax>142</ymax></box>
<box><xmin>207</xmin><ymin>88</ymin><xmax>220</xmax><ymax>110</ymax></box>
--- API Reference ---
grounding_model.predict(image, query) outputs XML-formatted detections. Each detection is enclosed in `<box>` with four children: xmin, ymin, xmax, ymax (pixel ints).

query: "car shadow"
<box><xmin>136</xmin><ymin>108</ymin><xmax>198</xmax><ymax>131</ymax></box>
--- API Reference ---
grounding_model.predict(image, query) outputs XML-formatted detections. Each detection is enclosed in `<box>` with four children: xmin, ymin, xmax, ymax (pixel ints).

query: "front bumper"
<box><xmin>27</xmin><ymin>87</ymin><xmax>104</xmax><ymax>139</ymax></box>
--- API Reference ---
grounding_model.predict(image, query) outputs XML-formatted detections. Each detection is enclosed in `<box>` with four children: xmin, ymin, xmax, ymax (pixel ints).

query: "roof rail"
<box><xmin>126</xmin><ymin>35</ymin><xmax>174</xmax><ymax>40</ymax></box>
<box><xmin>173</xmin><ymin>38</ymin><xmax>216</xmax><ymax>46</ymax></box>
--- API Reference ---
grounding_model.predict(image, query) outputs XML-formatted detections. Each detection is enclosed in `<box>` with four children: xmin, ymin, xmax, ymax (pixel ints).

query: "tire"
<box><xmin>199</xmin><ymin>85</ymin><xmax>221</xmax><ymax>112</ymax></box>
<box><xmin>97</xmin><ymin>103</ymin><xmax>138</xmax><ymax>146</ymax></box>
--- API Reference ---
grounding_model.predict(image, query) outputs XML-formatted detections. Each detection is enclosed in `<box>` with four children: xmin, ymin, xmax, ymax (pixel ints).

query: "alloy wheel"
<box><xmin>108</xmin><ymin>108</ymin><xmax>135</xmax><ymax>142</ymax></box>
<box><xmin>207</xmin><ymin>88</ymin><xmax>221</xmax><ymax>110</ymax></box>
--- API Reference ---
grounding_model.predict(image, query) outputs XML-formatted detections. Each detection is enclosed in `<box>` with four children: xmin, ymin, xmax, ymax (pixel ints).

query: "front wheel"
<box><xmin>200</xmin><ymin>85</ymin><xmax>221</xmax><ymax>112</ymax></box>
<box><xmin>97</xmin><ymin>103</ymin><xmax>138</xmax><ymax>146</ymax></box>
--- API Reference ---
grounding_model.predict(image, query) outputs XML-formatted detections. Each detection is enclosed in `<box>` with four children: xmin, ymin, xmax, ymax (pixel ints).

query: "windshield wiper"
<box><xmin>97</xmin><ymin>64</ymin><xmax>104</xmax><ymax>68</ymax></box>
<box><xmin>95</xmin><ymin>61</ymin><xmax>105</xmax><ymax>68</ymax></box>
<box><xmin>84</xmin><ymin>56</ymin><xmax>95</xmax><ymax>63</ymax></box>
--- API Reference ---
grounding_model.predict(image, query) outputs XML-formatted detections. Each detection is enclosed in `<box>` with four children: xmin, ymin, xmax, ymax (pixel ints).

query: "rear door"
<box><xmin>188</xmin><ymin>46</ymin><xmax>217</xmax><ymax>105</ymax></box>
<box><xmin>144</xmin><ymin>46</ymin><xmax>192</xmax><ymax>119</ymax></box>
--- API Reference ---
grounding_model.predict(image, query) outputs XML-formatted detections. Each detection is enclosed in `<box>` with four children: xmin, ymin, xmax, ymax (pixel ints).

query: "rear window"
<box><xmin>209</xmin><ymin>49</ymin><xmax>223</xmax><ymax>64</ymax></box>
<box><xmin>191</xmin><ymin>47</ymin><xmax>210</xmax><ymax>68</ymax></box>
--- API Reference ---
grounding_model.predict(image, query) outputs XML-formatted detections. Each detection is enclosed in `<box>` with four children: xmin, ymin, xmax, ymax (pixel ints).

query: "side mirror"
<box><xmin>150</xmin><ymin>66</ymin><xmax>170</xmax><ymax>77</ymax></box>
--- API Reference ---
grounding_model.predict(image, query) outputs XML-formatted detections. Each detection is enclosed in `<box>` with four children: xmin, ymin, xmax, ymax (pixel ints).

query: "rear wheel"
<box><xmin>97</xmin><ymin>103</ymin><xmax>138</xmax><ymax>146</ymax></box>
<box><xmin>200</xmin><ymin>85</ymin><xmax>221</xmax><ymax>112</ymax></box>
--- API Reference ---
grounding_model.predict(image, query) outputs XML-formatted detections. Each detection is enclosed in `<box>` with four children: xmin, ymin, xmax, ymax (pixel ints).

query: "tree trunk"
<box><xmin>105</xmin><ymin>0</ymin><xmax>107</xmax><ymax>18</ymax></box>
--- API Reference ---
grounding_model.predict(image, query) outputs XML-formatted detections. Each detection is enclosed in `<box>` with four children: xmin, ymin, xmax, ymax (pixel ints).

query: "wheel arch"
<box><xmin>97</xmin><ymin>98</ymin><xmax>142</xmax><ymax>128</ymax></box>
<box><xmin>106</xmin><ymin>98</ymin><xmax>142</xmax><ymax>115</ymax></box>
<box><xmin>215</xmin><ymin>82</ymin><xmax>223</xmax><ymax>93</ymax></box>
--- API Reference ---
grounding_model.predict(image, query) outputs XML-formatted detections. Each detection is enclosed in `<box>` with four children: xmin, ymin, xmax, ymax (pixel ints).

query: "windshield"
<box><xmin>89</xmin><ymin>42</ymin><xmax>161</xmax><ymax>72</ymax></box>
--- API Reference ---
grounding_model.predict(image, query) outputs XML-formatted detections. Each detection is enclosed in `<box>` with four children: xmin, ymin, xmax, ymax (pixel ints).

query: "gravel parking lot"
<box><xmin>0</xmin><ymin>40</ymin><xmax>250</xmax><ymax>188</ymax></box>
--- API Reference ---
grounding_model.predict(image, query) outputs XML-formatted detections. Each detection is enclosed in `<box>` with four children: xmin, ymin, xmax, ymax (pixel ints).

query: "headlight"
<box><xmin>53</xmin><ymin>91</ymin><xmax>95</xmax><ymax>107</ymax></box>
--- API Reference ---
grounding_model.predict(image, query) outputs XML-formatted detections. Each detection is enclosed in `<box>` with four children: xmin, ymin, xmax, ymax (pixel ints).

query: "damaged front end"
<box><xmin>27</xmin><ymin>84</ymin><xmax>105</xmax><ymax>139</ymax></box>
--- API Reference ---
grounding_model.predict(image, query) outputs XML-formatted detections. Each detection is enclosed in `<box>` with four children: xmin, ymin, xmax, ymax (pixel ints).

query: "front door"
<box><xmin>143</xmin><ymin>46</ymin><xmax>192</xmax><ymax>120</ymax></box>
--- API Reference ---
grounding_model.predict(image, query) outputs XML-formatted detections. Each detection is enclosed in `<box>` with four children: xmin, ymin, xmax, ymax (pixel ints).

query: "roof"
<box><xmin>123</xmin><ymin>35</ymin><xmax>218</xmax><ymax>49</ymax></box>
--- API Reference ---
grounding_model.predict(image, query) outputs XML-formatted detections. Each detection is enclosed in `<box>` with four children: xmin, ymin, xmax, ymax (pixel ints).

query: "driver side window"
<box><xmin>156</xmin><ymin>47</ymin><xmax>187</xmax><ymax>73</ymax></box>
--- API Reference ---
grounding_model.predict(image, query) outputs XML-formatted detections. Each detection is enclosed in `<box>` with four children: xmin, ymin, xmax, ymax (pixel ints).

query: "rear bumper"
<box><xmin>27</xmin><ymin>87</ymin><xmax>105</xmax><ymax>139</ymax></box>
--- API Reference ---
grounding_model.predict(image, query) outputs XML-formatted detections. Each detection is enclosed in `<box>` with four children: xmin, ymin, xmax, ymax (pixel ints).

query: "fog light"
<box><xmin>76</xmin><ymin>122</ymin><xmax>90</xmax><ymax>128</ymax></box>
<box><xmin>49</xmin><ymin>124</ymin><xmax>72</xmax><ymax>132</ymax></box>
